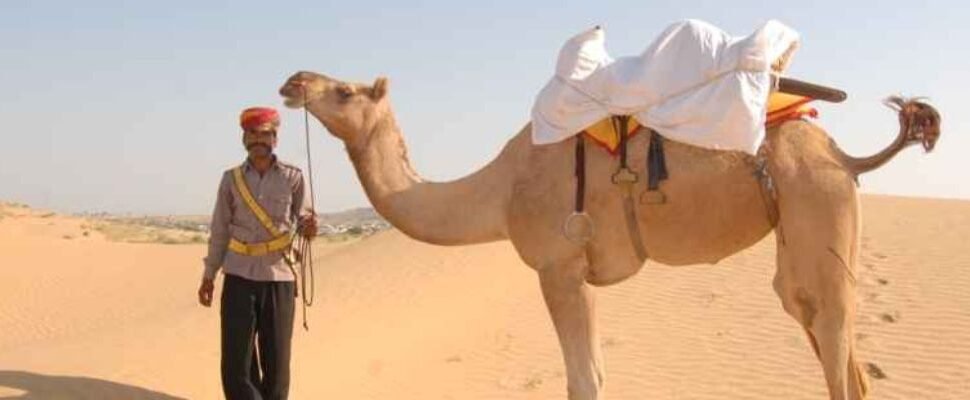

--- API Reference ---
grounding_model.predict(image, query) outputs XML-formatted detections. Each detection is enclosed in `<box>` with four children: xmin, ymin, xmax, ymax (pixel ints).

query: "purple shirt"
<box><xmin>203</xmin><ymin>158</ymin><xmax>311</xmax><ymax>282</ymax></box>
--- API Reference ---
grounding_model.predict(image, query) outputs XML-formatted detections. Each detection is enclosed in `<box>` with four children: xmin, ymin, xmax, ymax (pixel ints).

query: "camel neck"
<box><xmin>341</xmin><ymin>111</ymin><xmax>512</xmax><ymax>245</ymax></box>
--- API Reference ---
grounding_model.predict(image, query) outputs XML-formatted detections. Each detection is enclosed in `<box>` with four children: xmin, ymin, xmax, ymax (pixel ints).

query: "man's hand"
<box><xmin>299</xmin><ymin>215</ymin><xmax>318</xmax><ymax>239</ymax></box>
<box><xmin>198</xmin><ymin>277</ymin><xmax>215</xmax><ymax>307</ymax></box>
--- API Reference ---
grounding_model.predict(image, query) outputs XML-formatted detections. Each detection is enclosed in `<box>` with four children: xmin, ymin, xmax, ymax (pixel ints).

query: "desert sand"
<box><xmin>1</xmin><ymin>195</ymin><xmax>968</xmax><ymax>399</ymax></box>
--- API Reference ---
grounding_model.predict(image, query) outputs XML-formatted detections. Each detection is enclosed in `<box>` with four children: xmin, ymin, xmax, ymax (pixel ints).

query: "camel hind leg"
<box><xmin>772</xmin><ymin>194</ymin><xmax>869</xmax><ymax>400</ymax></box>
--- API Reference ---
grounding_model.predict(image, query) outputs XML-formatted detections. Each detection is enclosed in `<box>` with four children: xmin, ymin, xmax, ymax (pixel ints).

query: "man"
<box><xmin>197</xmin><ymin>106</ymin><xmax>317</xmax><ymax>400</ymax></box>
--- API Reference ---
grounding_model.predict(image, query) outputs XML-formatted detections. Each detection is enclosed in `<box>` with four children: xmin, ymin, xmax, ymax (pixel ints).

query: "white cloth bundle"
<box><xmin>531</xmin><ymin>19</ymin><xmax>800</xmax><ymax>155</ymax></box>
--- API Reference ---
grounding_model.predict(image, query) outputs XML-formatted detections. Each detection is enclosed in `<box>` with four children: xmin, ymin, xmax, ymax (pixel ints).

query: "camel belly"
<box><xmin>507</xmin><ymin>133</ymin><xmax>774</xmax><ymax>285</ymax></box>
<box><xmin>581</xmin><ymin>136</ymin><xmax>775</xmax><ymax>285</ymax></box>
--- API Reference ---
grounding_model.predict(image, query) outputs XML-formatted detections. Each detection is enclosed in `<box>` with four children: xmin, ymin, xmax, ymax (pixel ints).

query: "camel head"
<box><xmin>279</xmin><ymin>71</ymin><xmax>390</xmax><ymax>144</ymax></box>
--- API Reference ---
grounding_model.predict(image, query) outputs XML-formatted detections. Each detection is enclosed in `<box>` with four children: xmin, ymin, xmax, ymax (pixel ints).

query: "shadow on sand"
<box><xmin>0</xmin><ymin>370</ymin><xmax>186</xmax><ymax>400</ymax></box>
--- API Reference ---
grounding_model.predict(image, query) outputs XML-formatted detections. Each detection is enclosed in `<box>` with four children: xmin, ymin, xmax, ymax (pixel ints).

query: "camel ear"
<box><xmin>370</xmin><ymin>77</ymin><xmax>389</xmax><ymax>100</ymax></box>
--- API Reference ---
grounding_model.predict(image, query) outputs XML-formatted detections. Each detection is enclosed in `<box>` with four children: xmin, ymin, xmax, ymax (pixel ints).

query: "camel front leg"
<box><xmin>539</xmin><ymin>259</ymin><xmax>605</xmax><ymax>400</ymax></box>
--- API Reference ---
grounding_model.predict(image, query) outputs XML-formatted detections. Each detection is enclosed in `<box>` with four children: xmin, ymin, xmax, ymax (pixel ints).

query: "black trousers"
<box><xmin>221</xmin><ymin>273</ymin><xmax>295</xmax><ymax>400</ymax></box>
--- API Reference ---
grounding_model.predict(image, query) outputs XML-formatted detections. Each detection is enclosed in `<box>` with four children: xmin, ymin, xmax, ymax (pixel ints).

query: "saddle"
<box><xmin>564</xmin><ymin>77</ymin><xmax>846</xmax><ymax>260</ymax></box>
<box><xmin>581</xmin><ymin>81</ymin><xmax>833</xmax><ymax>154</ymax></box>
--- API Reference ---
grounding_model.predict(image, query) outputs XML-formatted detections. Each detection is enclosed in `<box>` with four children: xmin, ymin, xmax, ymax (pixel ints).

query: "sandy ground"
<box><xmin>1</xmin><ymin>195</ymin><xmax>967</xmax><ymax>399</ymax></box>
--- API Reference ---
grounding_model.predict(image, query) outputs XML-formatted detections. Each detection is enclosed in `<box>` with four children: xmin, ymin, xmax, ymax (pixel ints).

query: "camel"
<box><xmin>278</xmin><ymin>71</ymin><xmax>941</xmax><ymax>400</ymax></box>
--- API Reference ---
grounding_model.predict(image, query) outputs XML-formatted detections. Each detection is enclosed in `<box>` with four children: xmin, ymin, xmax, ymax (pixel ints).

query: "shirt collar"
<box><xmin>243</xmin><ymin>155</ymin><xmax>280</xmax><ymax>172</ymax></box>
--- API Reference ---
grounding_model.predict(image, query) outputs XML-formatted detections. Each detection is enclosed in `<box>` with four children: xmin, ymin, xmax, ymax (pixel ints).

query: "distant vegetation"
<box><xmin>83</xmin><ymin>219</ymin><xmax>207</xmax><ymax>245</ymax></box>
<box><xmin>74</xmin><ymin>207</ymin><xmax>390</xmax><ymax>245</ymax></box>
<box><xmin>0</xmin><ymin>201</ymin><xmax>31</xmax><ymax>222</ymax></box>
<box><xmin>315</xmin><ymin>207</ymin><xmax>391</xmax><ymax>238</ymax></box>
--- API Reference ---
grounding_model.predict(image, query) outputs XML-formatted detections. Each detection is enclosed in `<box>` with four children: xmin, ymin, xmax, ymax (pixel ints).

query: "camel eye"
<box><xmin>336</xmin><ymin>85</ymin><xmax>356</xmax><ymax>99</ymax></box>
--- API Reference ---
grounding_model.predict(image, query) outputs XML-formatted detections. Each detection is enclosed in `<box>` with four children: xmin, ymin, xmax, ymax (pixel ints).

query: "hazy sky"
<box><xmin>2</xmin><ymin>1</ymin><xmax>967</xmax><ymax>215</ymax></box>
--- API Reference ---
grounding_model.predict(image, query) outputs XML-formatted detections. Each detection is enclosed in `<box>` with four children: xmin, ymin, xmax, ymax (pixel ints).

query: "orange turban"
<box><xmin>240</xmin><ymin>107</ymin><xmax>280</xmax><ymax>131</ymax></box>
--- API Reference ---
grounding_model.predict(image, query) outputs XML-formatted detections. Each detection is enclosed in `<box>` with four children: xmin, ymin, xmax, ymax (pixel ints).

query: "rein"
<box><xmin>295</xmin><ymin>86</ymin><xmax>317</xmax><ymax>331</ymax></box>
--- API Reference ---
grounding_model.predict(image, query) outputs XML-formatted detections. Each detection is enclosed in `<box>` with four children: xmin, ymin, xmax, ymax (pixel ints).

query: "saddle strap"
<box><xmin>575</xmin><ymin>135</ymin><xmax>586</xmax><ymax>213</ymax></box>
<box><xmin>613</xmin><ymin>116</ymin><xmax>631</xmax><ymax>170</ymax></box>
<box><xmin>647</xmin><ymin>130</ymin><xmax>669</xmax><ymax>190</ymax></box>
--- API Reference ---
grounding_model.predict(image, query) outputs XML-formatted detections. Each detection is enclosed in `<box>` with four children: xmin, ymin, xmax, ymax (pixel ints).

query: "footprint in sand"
<box><xmin>367</xmin><ymin>360</ymin><xmax>384</xmax><ymax>377</ymax></box>
<box><xmin>521</xmin><ymin>376</ymin><xmax>544</xmax><ymax>390</ymax></box>
<box><xmin>498</xmin><ymin>374</ymin><xmax>546</xmax><ymax>391</ymax></box>
<box><xmin>880</xmin><ymin>312</ymin><xmax>900</xmax><ymax>323</ymax></box>
<box><xmin>876</xmin><ymin>278</ymin><xmax>889</xmax><ymax>286</ymax></box>
<box><xmin>865</xmin><ymin>362</ymin><xmax>888</xmax><ymax>379</ymax></box>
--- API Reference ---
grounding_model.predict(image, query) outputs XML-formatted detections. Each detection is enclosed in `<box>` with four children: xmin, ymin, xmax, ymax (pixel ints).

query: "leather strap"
<box><xmin>622</xmin><ymin>193</ymin><xmax>648</xmax><ymax>262</ymax></box>
<box><xmin>611</xmin><ymin>116</ymin><xmax>649</xmax><ymax>262</ymax></box>
<box><xmin>613</xmin><ymin>116</ymin><xmax>631</xmax><ymax>170</ymax></box>
<box><xmin>575</xmin><ymin>135</ymin><xmax>586</xmax><ymax>212</ymax></box>
<box><xmin>647</xmin><ymin>130</ymin><xmax>669</xmax><ymax>191</ymax></box>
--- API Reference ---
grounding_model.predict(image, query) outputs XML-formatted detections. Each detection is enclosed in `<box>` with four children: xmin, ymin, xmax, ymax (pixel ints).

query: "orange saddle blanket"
<box><xmin>583</xmin><ymin>92</ymin><xmax>817</xmax><ymax>154</ymax></box>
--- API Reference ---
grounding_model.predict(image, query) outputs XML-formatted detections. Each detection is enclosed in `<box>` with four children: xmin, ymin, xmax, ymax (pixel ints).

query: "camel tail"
<box><xmin>836</xmin><ymin>96</ymin><xmax>941</xmax><ymax>176</ymax></box>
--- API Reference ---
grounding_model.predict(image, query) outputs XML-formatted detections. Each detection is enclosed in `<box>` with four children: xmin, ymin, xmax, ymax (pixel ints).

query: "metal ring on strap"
<box><xmin>563</xmin><ymin>211</ymin><xmax>594</xmax><ymax>244</ymax></box>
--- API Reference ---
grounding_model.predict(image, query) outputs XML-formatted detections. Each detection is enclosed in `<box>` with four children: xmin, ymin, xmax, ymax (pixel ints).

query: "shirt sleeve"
<box><xmin>202</xmin><ymin>172</ymin><xmax>232</xmax><ymax>280</ymax></box>
<box><xmin>291</xmin><ymin>172</ymin><xmax>314</xmax><ymax>223</ymax></box>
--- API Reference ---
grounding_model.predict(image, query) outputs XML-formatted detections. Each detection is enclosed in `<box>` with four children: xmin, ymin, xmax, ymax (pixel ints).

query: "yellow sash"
<box><xmin>227</xmin><ymin>166</ymin><xmax>293</xmax><ymax>256</ymax></box>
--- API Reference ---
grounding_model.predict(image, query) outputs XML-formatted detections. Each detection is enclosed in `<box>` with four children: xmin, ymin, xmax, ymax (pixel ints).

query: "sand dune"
<box><xmin>1</xmin><ymin>195</ymin><xmax>968</xmax><ymax>399</ymax></box>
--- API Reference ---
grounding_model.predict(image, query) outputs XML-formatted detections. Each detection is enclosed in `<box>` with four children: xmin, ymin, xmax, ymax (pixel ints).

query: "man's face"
<box><xmin>243</xmin><ymin>123</ymin><xmax>278</xmax><ymax>159</ymax></box>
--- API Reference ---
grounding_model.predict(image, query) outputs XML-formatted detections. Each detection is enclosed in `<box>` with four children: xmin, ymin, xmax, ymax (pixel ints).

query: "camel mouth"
<box><xmin>282</xmin><ymin>95</ymin><xmax>304</xmax><ymax>109</ymax></box>
<box><xmin>279</xmin><ymin>83</ymin><xmax>309</xmax><ymax>109</ymax></box>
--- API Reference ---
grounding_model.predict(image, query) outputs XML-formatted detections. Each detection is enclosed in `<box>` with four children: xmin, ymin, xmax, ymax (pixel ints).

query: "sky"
<box><xmin>1</xmin><ymin>0</ymin><xmax>968</xmax><ymax>215</ymax></box>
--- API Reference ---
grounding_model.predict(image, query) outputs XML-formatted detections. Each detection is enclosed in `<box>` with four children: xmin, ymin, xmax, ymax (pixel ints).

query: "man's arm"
<box><xmin>292</xmin><ymin>172</ymin><xmax>316</xmax><ymax>237</ymax></box>
<box><xmin>202</xmin><ymin>173</ymin><xmax>233</xmax><ymax>280</ymax></box>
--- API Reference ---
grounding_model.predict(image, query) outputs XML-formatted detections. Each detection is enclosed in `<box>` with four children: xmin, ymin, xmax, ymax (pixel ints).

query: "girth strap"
<box><xmin>611</xmin><ymin>116</ymin><xmax>649</xmax><ymax>262</ymax></box>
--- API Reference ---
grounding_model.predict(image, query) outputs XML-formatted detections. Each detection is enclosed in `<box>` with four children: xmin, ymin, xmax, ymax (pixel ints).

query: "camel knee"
<box><xmin>773</xmin><ymin>277</ymin><xmax>819</xmax><ymax>330</ymax></box>
<box><xmin>773</xmin><ymin>261</ymin><xmax>855</xmax><ymax>332</ymax></box>
<box><xmin>774</xmin><ymin>256</ymin><xmax>864</xmax><ymax>400</ymax></box>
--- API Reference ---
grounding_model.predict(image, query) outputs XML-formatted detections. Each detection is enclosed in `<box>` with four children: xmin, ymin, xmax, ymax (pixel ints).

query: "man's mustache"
<box><xmin>246</xmin><ymin>143</ymin><xmax>271</xmax><ymax>151</ymax></box>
